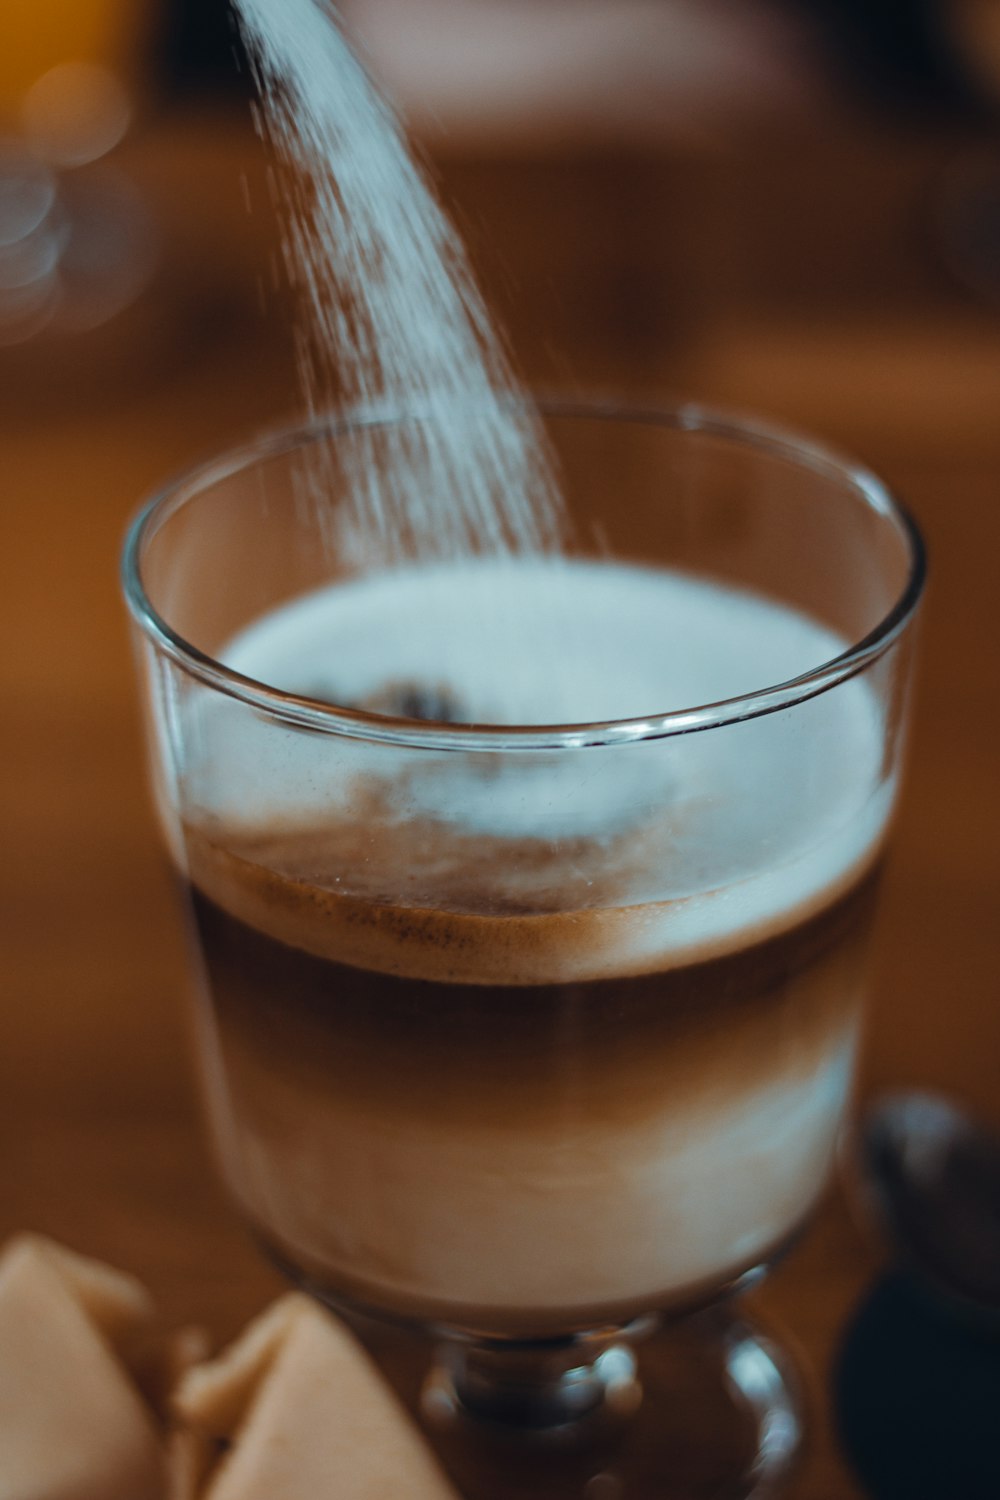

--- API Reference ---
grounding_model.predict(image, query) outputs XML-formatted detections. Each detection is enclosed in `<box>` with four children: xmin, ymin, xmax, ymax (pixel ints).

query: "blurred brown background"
<box><xmin>2</xmin><ymin>3</ymin><xmax>1000</xmax><ymax>1496</ymax></box>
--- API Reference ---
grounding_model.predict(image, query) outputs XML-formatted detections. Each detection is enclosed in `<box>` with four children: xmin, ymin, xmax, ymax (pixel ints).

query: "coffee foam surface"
<box><xmin>180</xmin><ymin>559</ymin><xmax>892</xmax><ymax>981</ymax></box>
<box><xmin>221</xmin><ymin>557</ymin><xmax>844</xmax><ymax>728</ymax></box>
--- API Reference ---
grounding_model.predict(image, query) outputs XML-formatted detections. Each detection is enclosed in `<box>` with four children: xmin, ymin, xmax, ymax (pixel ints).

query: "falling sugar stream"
<box><xmin>233</xmin><ymin>0</ymin><xmax>565</xmax><ymax>578</ymax></box>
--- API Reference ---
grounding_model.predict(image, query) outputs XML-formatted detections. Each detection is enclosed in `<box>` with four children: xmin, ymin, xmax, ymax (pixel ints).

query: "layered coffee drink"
<box><xmin>177</xmin><ymin>558</ymin><xmax>892</xmax><ymax>1337</ymax></box>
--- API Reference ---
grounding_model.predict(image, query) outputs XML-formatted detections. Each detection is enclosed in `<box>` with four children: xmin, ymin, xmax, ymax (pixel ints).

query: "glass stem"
<box><xmin>425</xmin><ymin>1327</ymin><xmax>647</xmax><ymax>1430</ymax></box>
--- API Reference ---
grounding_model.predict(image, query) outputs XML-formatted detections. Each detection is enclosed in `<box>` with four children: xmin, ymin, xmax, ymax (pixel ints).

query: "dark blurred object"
<box><xmin>836</xmin><ymin>1272</ymin><xmax>1000</xmax><ymax>1500</ymax></box>
<box><xmin>156</xmin><ymin>0</ymin><xmax>250</xmax><ymax>97</ymax></box>
<box><xmin>862</xmin><ymin>1092</ymin><xmax>1000</xmax><ymax>1316</ymax></box>
<box><xmin>949</xmin><ymin>0</ymin><xmax>1000</xmax><ymax>108</ymax></box>
<box><xmin>835</xmin><ymin>1094</ymin><xmax>1000</xmax><ymax>1499</ymax></box>
<box><xmin>936</xmin><ymin>148</ymin><xmax>1000</xmax><ymax>306</ymax></box>
<box><xmin>154</xmin><ymin>0</ymin><xmax>995</xmax><ymax>124</ymax></box>
<box><xmin>791</xmin><ymin>0</ymin><xmax>991</xmax><ymax>119</ymax></box>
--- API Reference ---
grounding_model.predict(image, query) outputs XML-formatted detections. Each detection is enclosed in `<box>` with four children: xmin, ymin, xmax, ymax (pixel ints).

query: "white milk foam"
<box><xmin>186</xmin><ymin>559</ymin><xmax>891</xmax><ymax>973</ymax></box>
<box><xmin>215</xmin><ymin>1026</ymin><xmax>859</xmax><ymax>1314</ymax></box>
<box><xmin>224</xmin><ymin>557</ymin><xmax>837</xmax><ymax>725</ymax></box>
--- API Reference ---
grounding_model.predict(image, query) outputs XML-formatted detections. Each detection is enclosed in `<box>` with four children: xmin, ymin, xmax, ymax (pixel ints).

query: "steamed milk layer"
<box><xmin>180</xmin><ymin>559</ymin><xmax>890</xmax><ymax>1332</ymax></box>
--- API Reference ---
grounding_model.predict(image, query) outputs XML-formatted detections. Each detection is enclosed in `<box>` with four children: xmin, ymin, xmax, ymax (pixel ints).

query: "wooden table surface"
<box><xmin>2</xmin><ymin>108</ymin><xmax>999</xmax><ymax>1497</ymax></box>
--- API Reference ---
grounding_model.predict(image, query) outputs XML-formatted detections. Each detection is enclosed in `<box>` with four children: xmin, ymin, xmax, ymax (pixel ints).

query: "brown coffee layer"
<box><xmin>189</xmin><ymin>869</ymin><xmax>877</xmax><ymax>1129</ymax></box>
<box><xmin>182</xmin><ymin>809</ymin><xmax>881</xmax><ymax>986</ymax></box>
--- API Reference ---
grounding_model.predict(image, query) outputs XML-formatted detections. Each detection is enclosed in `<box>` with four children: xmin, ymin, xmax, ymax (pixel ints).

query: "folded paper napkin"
<box><xmin>0</xmin><ymin>1236</ymin><xmax>459</xmax><ymax>1500</ymax></box>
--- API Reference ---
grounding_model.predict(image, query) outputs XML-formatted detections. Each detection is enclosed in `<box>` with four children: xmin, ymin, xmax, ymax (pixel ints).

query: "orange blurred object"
<box><xmin>1</xmin><ymin>0</ymin><xmax>142</xmax><ymax>114</ymax></box>
<box><xmin>0</xmin><ymin>1</ymin><xmax>156</xmax><ymax>348</ymax></box>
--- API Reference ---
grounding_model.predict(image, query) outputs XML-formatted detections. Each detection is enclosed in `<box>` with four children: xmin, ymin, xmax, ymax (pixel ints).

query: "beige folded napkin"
<box><xmin>172</xmin><ymin>1293</ymin><xmax>461</xmax><ymax>1499</ymax></box>
<box><xmin>0</xmin><ymin>1235</ymin><xmax>168</xmax><ymax>1500</ymax></box>
<box><xmin>0</xmin><ymin>1235</ymin><xmax>459</xmax><ymax>1500</ymax></box>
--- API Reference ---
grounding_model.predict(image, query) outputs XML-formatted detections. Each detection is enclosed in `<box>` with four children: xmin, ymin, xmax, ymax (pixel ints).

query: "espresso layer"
<box><xmin>189</xmin><ymin>866</ymin><xmax>878</xmax><ymax>1124</ymax></box>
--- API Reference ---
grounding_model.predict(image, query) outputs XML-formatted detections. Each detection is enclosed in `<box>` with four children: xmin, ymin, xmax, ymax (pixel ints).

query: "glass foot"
<box><xmin>419</xmin><ymin>1306</ymin><xmax>803</xmax><ymax>1500</ymax></box>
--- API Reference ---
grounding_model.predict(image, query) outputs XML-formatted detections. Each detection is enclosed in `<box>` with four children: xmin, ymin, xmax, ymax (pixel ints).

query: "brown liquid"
<box><xmin>180</xmin><ymin>818</ymin><xmax>880</xmax><ymax>1337</ymax></box>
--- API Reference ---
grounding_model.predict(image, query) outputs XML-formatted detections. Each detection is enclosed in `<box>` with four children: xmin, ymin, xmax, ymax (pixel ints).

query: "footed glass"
<box><xmin>123</xmin><ymin>403</ymin><xmax>924</xmax><ymax>1497</ymax></box>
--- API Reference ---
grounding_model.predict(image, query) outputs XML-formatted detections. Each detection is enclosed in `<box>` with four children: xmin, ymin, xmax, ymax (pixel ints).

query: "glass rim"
<box><xmin>121</xmin><ymin>398</ymin><xmax>926</xmax><ymax>752</ymax></box>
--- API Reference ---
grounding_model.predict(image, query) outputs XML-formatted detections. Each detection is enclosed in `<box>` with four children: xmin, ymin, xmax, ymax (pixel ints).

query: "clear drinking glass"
<box><xmin>122</xmin><ymin>403</ymin><xmax>925</xmax><ymax>1498</ymax></box>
